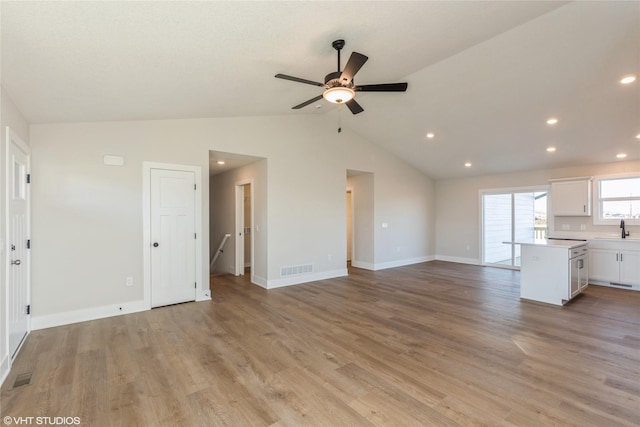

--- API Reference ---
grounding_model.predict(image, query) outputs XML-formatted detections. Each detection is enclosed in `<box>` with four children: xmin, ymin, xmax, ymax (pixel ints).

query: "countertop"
<box><xmin>548</xmin><ymin>232</ymin><xmax>639</xmax><ymax>241</ymax></box>
<box><xmin>512</xmin><ymin>239</ymin><xmax>588</xmax><ymax>249</ymax></box>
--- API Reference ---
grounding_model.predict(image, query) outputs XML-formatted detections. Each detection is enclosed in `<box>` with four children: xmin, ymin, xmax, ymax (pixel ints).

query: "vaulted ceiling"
<box><xmin>2</xmin><ymin>1</ymin><xmax>638</xmax><ymax>179</ymax></box>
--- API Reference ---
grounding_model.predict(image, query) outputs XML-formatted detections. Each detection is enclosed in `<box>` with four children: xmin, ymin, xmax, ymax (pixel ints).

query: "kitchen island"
<box><xmin>518</xmin><ymin>239</ymin><xmax>589</xmax><ymax>306</ymax></box>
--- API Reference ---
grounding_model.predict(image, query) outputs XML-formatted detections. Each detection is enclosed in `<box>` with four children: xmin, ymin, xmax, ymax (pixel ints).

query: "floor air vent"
<box><xmin>610</xmin><ymin>282</ymin><xmax>632</xmax><ymax>288</ymax></box>
<box><xmin>12</xmin><ymin>372</ymin><xmax>33</xmax><ymax>389</ymax></box>
<box><xmin>280</xmin><ymin>264</ymin><xmax>313</xmax><ymax>277</ymax></box>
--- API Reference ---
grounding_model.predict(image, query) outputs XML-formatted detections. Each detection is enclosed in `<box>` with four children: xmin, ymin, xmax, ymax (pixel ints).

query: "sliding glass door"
<box><xmin>482</xmin><ymin>188</ymin><xmax>547</xmax><ymax>268</ymax></box>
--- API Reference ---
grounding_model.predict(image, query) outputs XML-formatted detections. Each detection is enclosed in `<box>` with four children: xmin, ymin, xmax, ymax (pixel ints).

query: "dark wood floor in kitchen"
<box><xmin>2</xmin><ymin>261</ymin><xmax>639</xmax><ymax>426</ymax></box>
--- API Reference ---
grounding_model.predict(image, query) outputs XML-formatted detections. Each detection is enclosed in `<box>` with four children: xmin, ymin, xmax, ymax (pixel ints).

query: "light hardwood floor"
<box><xmin>2</xmin><ymin>261</ymin><xmax>639</xmax><ymax>426</ymax></box>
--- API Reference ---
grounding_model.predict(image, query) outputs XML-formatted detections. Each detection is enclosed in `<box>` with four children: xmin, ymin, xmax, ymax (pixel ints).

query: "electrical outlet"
<box><xmin>562</xmin><ymin>224</ymin><xmax>570</xmax><ymax>230</ymax></box>
<box><xmin>126</xmin><ymin>277</ymin><xmax>133</xmax><ymax>287</ymax></box>
<box><xmin>580</xmin><ymin>224</ymin><xmax>586</xmax><ymax>231</ymax></box>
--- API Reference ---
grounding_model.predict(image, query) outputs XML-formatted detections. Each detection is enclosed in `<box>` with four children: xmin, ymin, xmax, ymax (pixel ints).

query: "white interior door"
<box><xmin>235</xmin><ymin>184</ymin><xmax>245</xmax><ymax>276</ymax></box>
<box><xmin>6</xmin><ymin>128</ymin><xmax>30</xmax><ymax>359</ymax></box>
<box><xmin>346</xmin><ymin>190</ymin><xmax>353</xmax><ymax>263</ymax></box>
<box><xmin>151</xmin><ymin>169</ymin><xmax>196</xmax><ymax>307</ymax></box>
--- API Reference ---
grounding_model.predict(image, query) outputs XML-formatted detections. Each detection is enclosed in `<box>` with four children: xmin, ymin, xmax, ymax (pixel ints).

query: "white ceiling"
<box><xmin>2</xmin><ymin>1</ymin><xmax>638</xmax><ymax>179</ymax></box>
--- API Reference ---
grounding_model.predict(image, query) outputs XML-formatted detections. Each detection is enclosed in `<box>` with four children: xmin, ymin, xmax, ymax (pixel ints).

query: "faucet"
<box><xmin>621</xmin><ymin>219</ymin><xmax>629</xmax><ymax>239</ymax></box>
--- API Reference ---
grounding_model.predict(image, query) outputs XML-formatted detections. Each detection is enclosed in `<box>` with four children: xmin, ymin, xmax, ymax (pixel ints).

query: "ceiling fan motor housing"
<box><xmin>324</xmin><ymin>71</ymin><xmax>350</xmax><ymax>88</ymax></box>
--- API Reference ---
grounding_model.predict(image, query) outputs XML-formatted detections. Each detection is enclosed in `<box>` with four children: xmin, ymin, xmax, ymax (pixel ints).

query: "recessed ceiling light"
<box><xmin>620</xmin><ymin>75</ymin><xmax>637</xmax><ymax>84</ymax></box>
<box><xmin>426</xmin><ymin>132</ymin><xmax>435</xmax><ymax>139</ymax></box>
<box><xmin>217</xmin><ymin>160</ymin><xmax>226</xmax><ymax>165</ymax></box>
<box><xmin>546</xmin><ymin>118</ymin><xmax>558</xmax><ymax>125</ymax></box>
<box><xmin>616</xmin><ymin>153</ymin><xmax>627</xmax><ymax>159</ymax></box>
<box><xmin>546</xmin><ymin>147</ymin><xmax>556</xmax><ymax>152</ymax></box>
<box><xmin>464</xmin><ymin>162</ymin><xmax>472</xmax><ymax>167</ymax></box>
<box><xmin>636</xmin><ymin>133</ymin><xmax>640</xmax><ymax>139</ymax></box>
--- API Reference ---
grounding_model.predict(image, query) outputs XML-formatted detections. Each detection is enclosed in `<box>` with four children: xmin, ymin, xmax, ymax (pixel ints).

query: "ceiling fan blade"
<box><xmin>292</xmin><ymin>94</ymin><xmax>323</xmax><ymax>109</ymax></box>
<box><xmin>356</xmin><ymin>82</ymin><xmax>408</xmax><ymax>92</ymax></box>
<box><xmin>275</xmin><ymin>74</ymin><xmax>324</xmax><ymax>87</ymax></box>
<box><xmin>345</xmin><ymin>99</ymin><xmax>364</xmax><ymax>115</ymax></box>
<box><xmin>339</xmin><ymin>52</ymin><xmax>368</xmax><ymax>85</ymax></box>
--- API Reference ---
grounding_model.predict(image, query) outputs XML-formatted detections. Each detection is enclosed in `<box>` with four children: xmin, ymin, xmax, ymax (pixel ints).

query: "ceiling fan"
<box><xmin>275</xmin><ymin>39</ymin><xmax>408</xmax><ymax>115</ymax></box>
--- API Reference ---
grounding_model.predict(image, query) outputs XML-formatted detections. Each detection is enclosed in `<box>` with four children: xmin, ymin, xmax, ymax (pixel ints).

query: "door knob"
<box><xmin>11</xmin><ymin>259</ymin><xmax>21</xmax><ymax>266</ymax></box>
<box><xmin>153</xmin><ymin>242</ymin><xmax>159</xmax><ymax>247</ymax></box>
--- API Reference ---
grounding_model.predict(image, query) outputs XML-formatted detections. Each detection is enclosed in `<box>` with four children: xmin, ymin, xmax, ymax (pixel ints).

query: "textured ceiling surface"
<box><xmin>2</xmin><ymin>1</ymin><xmax>638</xmax><ymax>178</ymax></box>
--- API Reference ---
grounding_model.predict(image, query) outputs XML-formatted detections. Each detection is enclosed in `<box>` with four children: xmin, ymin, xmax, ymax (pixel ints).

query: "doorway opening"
<box><xmin>209</xmin><ymin>151</ymin><xmax>267</xmax><ymax>287</ymax></box>
<box><xmin>346</xmin><ymin>170</ymin><xmax>375</xmax><ymax>270</ymax></box>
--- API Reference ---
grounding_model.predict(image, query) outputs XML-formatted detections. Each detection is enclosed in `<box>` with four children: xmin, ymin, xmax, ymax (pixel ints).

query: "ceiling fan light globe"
<box><xmin>323</xmin><ymin>87</ymin><xmax>355</xmax><ymax>104</ymax></box>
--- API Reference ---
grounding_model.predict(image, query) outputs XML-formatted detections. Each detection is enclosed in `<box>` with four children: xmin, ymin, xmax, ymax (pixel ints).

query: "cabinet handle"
<box><xmin>583</xmin><ymin>205</ymin><xmax>586</xmax><ymax>213</ymax></box>
<box><xmin>616</xmin><ymin>253</ymin><xmax>619</xmax><ymax>262</ymax></box>
<box><xmin>620</xmin><ymin>253</ymin><xmax>623</xmax><ymax>262</ymax></box>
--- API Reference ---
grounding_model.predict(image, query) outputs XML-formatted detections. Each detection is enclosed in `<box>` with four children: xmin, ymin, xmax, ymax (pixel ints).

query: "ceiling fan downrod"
<box><xmin>332</xmin><ymin>39</ymin><xmax>345</xmax><ymax>72</ymax></box>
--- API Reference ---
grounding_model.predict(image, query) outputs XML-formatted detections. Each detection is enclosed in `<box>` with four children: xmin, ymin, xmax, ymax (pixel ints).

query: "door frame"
<box><xmin>346</xmin><ymin>187</ymin><xmax>354</xmax><ymax>263</ymax></box>
<box><xmin>234</xmin><ymin>179</ymin><xmax>253</xmax><ymax>276</ymax></box>
<box><xmin>143</xmin><ymin>162</ymin><xmax>204</xmax><ymax>308</ymax></box>
<box><xmin>5</xmin><ymin>127</ymin><xmax>31</xmax><ymax>364</ymax></box>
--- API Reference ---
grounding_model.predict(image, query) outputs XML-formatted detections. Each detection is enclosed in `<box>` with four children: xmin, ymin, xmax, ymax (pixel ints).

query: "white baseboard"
<box><xmin>252</xmin><ymin>274</ymin><xmax>268</xmax><ymax>289</ymax></box>
<box><xmin>589</xmin><ymin>280</ymin><xmax>639</xmax><ymax>291</ymax></box>
<box><xmin>435</xmin><ymin>255</ymin><xmax>480</xmax><ymax>265</ymax></box>
<box><xmin>372</xmin><ymin>255</ymin><xmax>435</xmax><ymax>271</ymax></box>
<box><xmin>352</xmin><ymin>256</ymin><xmax>434</xmax><ymax>271</ymax></box>
<box><xmin>31</xmin><ymin>299</ymin><xmax>149</xmax><ymax>331</ymax></box>
<box><xmin>351</xmin><ymin>261</ymin><xmax>375</xmax><ymax>270</ymax></box>
<box><xmin>196</xmin><ymin>289</ymin><xmax>212</xmax><ymax>301</ymax></box>
<box><xmin>0</xmin><ymin>353</ymin><xmax>10</xmax><ymax>387</ymax></box>
<box><xmin>267</xmin><ymin>268</ymin><xmax>348</xmax><ymax>289</ymax></box>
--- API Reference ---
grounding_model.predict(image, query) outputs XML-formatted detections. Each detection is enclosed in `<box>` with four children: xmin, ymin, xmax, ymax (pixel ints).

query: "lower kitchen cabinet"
<box><xmin>589</xmin><ymin>247</ymin><xmax>640</xmax><ymax>287</ymax></box>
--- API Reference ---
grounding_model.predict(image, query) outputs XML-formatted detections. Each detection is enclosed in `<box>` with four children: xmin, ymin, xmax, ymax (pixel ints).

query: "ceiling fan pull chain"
<box><xmin>338</xmin><ymin>108</ymin><xmax>342</xmax><ymax>133</ymax></box>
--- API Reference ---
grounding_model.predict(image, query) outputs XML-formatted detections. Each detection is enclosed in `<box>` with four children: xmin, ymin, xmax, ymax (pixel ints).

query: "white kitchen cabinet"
<box><xmin>590</xmin><ymin>249</ymin><xmax>620</xmax><ymax>282</ymax></box>
<box><xmin>519</xmin><ymin>240</ymin><xmax>588</xmax><ymax>306</ymax></box>
<box><xmin>550</xmin><ymin>178</ymin><xmax>592</xmax><ymax>216</ymax></box>
<box><xmin>589</xmin><ymin>246</ymin><xmax>640</xmax><ymax>287</ymax></box>
<box><xmin>619</xmin><ymin>250</ymin><xmax>640</xmax><ymax>285</ymax></box>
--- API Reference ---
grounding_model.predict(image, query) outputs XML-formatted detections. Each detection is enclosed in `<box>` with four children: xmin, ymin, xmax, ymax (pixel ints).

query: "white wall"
<box><xmin>436</xmin><ymin>160</ymin><xmax>640</xmax><ymax>264</ymax></box>
<box><xmin>1</xmin><ymin>86</ymin><xmax>30</xmax><ymax>384</ymax></box>
<box><xmin>374</xmin><ymin>165</ymin><xmax>436</xmax><ymax>269</ymax></box>
<box><xmin>29</xmin><ymin>114</ymin><xmax>436</xmax><ymax>325</ymax></box>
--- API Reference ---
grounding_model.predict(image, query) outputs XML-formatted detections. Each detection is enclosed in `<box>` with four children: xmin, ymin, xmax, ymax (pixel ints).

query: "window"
<box><xmin>595</xmin><ymin>174</ymin><xmax>640</xmax><ymax>225</ymax></box>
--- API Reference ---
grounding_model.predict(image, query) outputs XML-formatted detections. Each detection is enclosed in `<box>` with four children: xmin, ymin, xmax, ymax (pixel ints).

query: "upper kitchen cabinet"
<box><xmin>550</xmin><ymin>177</ymin><xmax>592</xmax><ymax>216</ymax></box>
